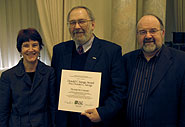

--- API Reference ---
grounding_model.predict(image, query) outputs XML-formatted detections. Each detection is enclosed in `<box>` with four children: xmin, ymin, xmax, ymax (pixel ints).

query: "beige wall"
<box><xmin>112</xmin><ymin>0</ymin><xmax>137</xmax><ymax>54</ymax></box>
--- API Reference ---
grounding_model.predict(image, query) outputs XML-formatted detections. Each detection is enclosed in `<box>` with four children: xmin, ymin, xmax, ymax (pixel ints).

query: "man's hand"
<box><xmin>81</xmin><ymin>108</ymin><xmax>101</xmax><ymax>122</ymax></box>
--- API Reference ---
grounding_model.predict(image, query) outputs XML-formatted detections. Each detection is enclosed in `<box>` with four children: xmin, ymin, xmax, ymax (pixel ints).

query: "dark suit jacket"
<box><xmin>0</xmin><ymin>59</ymin><xmax>56</xmax><ymax>127</ymax></box>
<box><xmin>51</xmin><ymin>36</ymin><xmax>127</xmax><ymax>127</ymax></box>
<box><xmin>122</xmin><ymin>45</ymin><xmax>185</xmax><ymax>127</ymax></box>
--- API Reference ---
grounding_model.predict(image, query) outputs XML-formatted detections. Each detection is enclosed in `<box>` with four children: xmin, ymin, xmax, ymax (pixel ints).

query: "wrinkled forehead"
<box><xmin>137</xmin><ymin>15</ymin><xmax>161</xmax><ymax>30</ymax></box>
<box><xmin>69</xmin><ymin>8</ymin><xmax>89</xmax><ymax>21</ymax></box>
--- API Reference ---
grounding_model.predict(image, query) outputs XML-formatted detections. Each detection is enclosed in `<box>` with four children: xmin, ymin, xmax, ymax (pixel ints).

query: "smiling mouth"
<box><xmin>74</xmin><ymin>31</ymin><xmax>84</xmax><ymax>35</ymax></box>
<box><xmin>75</xmin><ymin>32</ymin><xmax>84</xmax><ymax>34</ymax></box>
<box><xmin>26</xmin><ymin>52</ymin><xmax>36</xmax><ymax>56</ymax></box>
<box><xmin>145</xmin><ymin>41</ymin><xmax>153</xmax><ymax>44</ymax></box>
<box><xmin>144</xmin><ymin>40</ymin><xmax>155</xmax><ymax>44</ymax></box>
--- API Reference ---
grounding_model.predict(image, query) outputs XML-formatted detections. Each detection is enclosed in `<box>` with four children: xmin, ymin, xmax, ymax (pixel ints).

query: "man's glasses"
<box><xmin>67</xmin><ymin>19</ymin><xmax>92</xmax><ymax>28</ymax></box>
<box><xmin>137</xmin><ymin>28</ymin><xmax>162</xmax><ymax>35</ymax></box>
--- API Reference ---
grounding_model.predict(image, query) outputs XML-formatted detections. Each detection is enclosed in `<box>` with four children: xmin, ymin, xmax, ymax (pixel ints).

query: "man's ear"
<box><xmin>91</xmin><ymin>21</ymin><xmax>95</xmax><ymax>30</ymax></box>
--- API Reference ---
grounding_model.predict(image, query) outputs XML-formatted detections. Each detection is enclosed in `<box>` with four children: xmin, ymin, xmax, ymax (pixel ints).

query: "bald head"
<box><xmin>137</xmin><ymin>15</ymin><xmax>164</xmax><ymax>31</ymax></box>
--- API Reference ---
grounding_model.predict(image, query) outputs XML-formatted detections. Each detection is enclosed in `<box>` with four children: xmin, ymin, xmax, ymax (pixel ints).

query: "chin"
<box><xmin>74</xmin><ymin>39</ymin><xmax>86</xmax><ymax>45</ymax></box>
<box><xmin>27</xmin><ymin>58</ymin><xmax>38</xmax><ymax>63</ymax></box>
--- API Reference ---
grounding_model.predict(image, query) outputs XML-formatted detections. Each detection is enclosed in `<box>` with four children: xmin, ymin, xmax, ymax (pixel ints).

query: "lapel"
<box><xmin>62</xmin><ymin>41</ymin><xmax>74</xmax><ymax>69</ymax></box>
<box><xmin>149</xmin><ymin>46</ymin><xmax>173</xmax><ymax>94</ymax></box>
<box><xmin>16</xmin><ymin>60</ymin><xmax>45</xmax><ymax>91</ymax></box>
<box><xmin>15</xmin><ymin>60</ymin><xmax>32</xmax><ymax>86</ymax></box>
<box><xmin>84</xmin><ymin>37</ymin><xmax>102</xmax><ymax>71</ymax></box>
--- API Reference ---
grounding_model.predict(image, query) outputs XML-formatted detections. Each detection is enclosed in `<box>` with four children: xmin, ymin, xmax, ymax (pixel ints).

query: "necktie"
<box><xmin>77</xmin><ymin>45</ymin><xmax>84</xmax><ymax>55</ymax></box>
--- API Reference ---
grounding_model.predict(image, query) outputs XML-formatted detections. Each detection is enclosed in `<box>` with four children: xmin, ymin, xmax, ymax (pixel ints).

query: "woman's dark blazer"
<box><xmin>0</xmin><ymin>59</ymin><xmax>56</xmax><ymax>127</ymax></box>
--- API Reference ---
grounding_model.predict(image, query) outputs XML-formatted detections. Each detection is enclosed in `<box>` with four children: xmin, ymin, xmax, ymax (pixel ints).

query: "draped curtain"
<box><xmin>0</xmin><ymin>0</ymin><xmax>50</xmax><ymax>69</ymax></box>
<box><xmin>174</xmin><ymin>0</ymin><xmax>185</xmax><ymax>32</ymax></box>
<box><xmin>0</xmin><ymin>49</ymin><xmax>2</xmax><ymax>69</ymax></box>
<box><xmin>0</xmin><ymin>0</ymin><xmax>169</xmax><ymax>70</ymax></box>
<box><xmin>36</xmin><ymin>0</ymin><xmax>65</xmax><ymax>58</ymax></box>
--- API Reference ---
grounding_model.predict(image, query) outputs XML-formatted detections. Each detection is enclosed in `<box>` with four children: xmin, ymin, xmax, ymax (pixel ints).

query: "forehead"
<box><xmin>137</xmin><ymin>15</ymin><xmax>161</xmax><ymax>30</ymax></box>
<box><xmin>22</xmin><ymin>40</ymin><xmax>39</xmax><ymax>44</ymax></box>
<box><xmin>69</xmin><ymin>8</ymin><xmax>89</xmax><ymax>20</ymax></box>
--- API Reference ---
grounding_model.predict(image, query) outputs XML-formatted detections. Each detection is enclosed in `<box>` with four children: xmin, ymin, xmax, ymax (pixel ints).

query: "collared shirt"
<box><xmin>127</xmin><ymin>48</ymin><xmax>162</xmax><ymax>127</ymax></box>
<box><xmin>75</xmin><ymin>35</ymin><xmax>94</xmax><ymax>53</ymax></box>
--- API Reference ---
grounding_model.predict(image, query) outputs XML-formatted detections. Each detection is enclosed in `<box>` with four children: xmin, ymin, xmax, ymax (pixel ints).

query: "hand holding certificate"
<box><xmin>58</xmin><ymin>70</ymin><xmax>102</xmax><ymax>113</ymax></box>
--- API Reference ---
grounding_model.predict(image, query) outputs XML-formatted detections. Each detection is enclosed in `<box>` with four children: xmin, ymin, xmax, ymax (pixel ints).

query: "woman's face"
<box><xmin>21</xmin><ymin>40</ymin><xmax>40</xmax><ymax>64</ymax></box>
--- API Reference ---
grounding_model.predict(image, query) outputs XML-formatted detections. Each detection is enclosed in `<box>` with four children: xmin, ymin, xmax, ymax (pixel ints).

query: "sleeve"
<box><xmin>48</xmin><ymin>68</ymin><xmax>57</xmax><ymax>127</ymax></box>
<box><xmin>51</xmin><ymin>45</ymin><xmax>58</xmax><ymax>69</ymax></box>
<box><xmin>179</xmin><ymin>69</ymin><xmax>185</xmax><ymax>127</ymax></box>
<box><xmin>0</xmin><ymin>72</ymin><xmax>11</xmax><ymax>127</ymax></box>
<box><xmin>97</xmin><ymin>46</ymin><xmax>128</xmax><ymax>122</ymax></box>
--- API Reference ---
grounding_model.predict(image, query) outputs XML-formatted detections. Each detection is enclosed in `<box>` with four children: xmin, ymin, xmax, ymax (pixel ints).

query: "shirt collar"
<box><xmin>75</xmin><ymin>35</ymin><xmax>94</xmax><ymax>53</ymax></box>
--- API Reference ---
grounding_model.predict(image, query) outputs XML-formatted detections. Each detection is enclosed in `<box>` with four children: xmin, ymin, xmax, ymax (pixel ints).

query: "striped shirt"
<box><xmin>127</xmin><ymin>50</ymin><xmax>161</xmax><ymax>127</ymax></box>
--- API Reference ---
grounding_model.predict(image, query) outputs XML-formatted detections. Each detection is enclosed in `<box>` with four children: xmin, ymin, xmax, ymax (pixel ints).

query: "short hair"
<box><xmin>67</xmin><ymin>6</ymin><xmax>95</xmax><ymax>22</ymax></box>
<box><xmin>16</xmin><ymin>28</ymin><xmax>44</xmax><ymax>52</ymax></box>
<box><xmin>137</xmin><ymin>14</ymin><xmax>164</xmax><ymax>30</ymax></box>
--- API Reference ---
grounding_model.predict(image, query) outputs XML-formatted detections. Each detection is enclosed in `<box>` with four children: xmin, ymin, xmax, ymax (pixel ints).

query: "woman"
<box><xmin>0</xmin><ymin>28</ymin><xmax>56</xmax><ymax>127</ymax></box>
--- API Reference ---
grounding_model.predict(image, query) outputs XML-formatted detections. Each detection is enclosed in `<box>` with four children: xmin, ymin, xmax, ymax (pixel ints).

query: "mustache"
<box><xmin>143</xmin><ymin>38</ymin><xmax>155</xmax><ymax>43</ymax></box>
<box><xmin>73</xmin><ymin>29</ymin><xmax>84</xmax><ymax>34</ymax></box>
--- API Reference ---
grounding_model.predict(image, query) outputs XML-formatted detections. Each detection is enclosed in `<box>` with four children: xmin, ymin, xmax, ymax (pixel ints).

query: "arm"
<box><xmin>97</xmin><ymin>46</ymin><xmax>127</xmax><ymax>121</ymax></box>
<box><xmin>84</xmin><ymin>46</ymin><xmax>127</xmax><ymax>123</ymax></box>
<box><xmin>48</xmin><ymin>68</ymin><xmax>57</xmax><ymax>127</ymax></box>
<box><xmin>179</xmin><ymin>69</ymin><xmax>185</xmax><ymax>127</ymax></box>
<box><xmin>0</xmin><ymin>72</ymin><xmax>11</xmax><ymax>127</ymax></box>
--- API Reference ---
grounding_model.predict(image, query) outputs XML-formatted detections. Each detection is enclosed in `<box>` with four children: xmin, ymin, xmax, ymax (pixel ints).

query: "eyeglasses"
<box><xmin>67</xmin><ymin>19</ymin><xmax>92</xmax><ymax>28</ymax></box>
<box><xmin>137</xmin><ymin>28</ymin><xmax>162</xmax><ymax>35</ymax></box>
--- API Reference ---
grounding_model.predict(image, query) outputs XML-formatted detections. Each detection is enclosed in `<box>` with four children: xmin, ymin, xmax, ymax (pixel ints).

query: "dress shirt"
<box><xmin>75</xmin><ymin>36</ymin><xmax>94</xmax><ymax>53</ymax></box>
<box><xmin>127</xmin><ymin>49</ymin><xmax>161</xmax><ymax>127</ymax></box>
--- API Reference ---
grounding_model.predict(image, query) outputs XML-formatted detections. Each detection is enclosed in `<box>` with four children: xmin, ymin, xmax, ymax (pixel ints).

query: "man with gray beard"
<box><xmin>51</xmin><ymin>6</ymin><xmax>127</xmax><ymax>127</ymax></box>
<box><xmin>122</xmin><ymin>14</ymin><xmax>185</xmax><ymax>127</ymax></box>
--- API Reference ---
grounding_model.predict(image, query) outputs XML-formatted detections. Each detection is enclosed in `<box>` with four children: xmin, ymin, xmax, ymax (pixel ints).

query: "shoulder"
<box><xmin>165</xmin><ymin>46</ymin><xmax>185</xmax><ymax>63</ymax></box>
<box><xmin>94</xmin><ymin>36</ymin><xmax>122</xmax><ymax>52</ymax></box>
<box><xmin>96</xmin><ymin>37</ymin><xmax>121</xmax><ymax>47</ymax></box>
<box><xmin>167</xmin><ymin>46</ymin><xmax>185</xmax><ymax>56</ymax></box>
<box><xmin>38</xmin><ymin>60</ymin><xmax>54</xmax><ymax>72</ymax></box>
<box><xmin>0</xmin><ymin>64</ymin><xmax>19</xmax><ymax>80</ymax></box>
<box><xmin>122</xmin><ymin>49</ymin><xmax>140</xmax><ymax>59</ymax></box>
<box><xmin>53</xmin><ymin>40</ymin><xmax>74</xmax><ymax>50</ymax></box>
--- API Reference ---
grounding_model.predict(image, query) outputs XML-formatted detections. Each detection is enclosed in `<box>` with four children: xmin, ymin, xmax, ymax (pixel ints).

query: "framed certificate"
<box><xmin>58</xmin><ymin>69</ymin><xmax>102</xmax><ymax>113</ymax></box>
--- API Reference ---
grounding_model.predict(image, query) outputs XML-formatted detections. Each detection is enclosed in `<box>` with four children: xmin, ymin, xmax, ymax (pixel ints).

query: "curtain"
<box><xmin>137</xmin><ymin>0</ymin><xmax>144</xmax><ymax>22</ymax></box>
<box><xmin>36</xmin><ymin>0</ymin><xmax>65</xmax><ymax>58</ymax></box>
<box><xmin>0</xmin><ymin>48</ymin><xmax>2</xmax><ymax>69</ymax></box>
<box><xmin>0</xmin><ymin>0</ymin><xmax>50</xmax><ymax>69</ymax></box>
<box><xmin>174</xmin><ymin>0</ymin><xmax>185</xmax><ymax>32</ymax></box>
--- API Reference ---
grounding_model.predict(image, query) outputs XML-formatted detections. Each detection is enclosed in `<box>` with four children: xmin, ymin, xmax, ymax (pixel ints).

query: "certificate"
<box><xmin>58</xmin><ymin>69</ymin><xmax>102</xmax><ymax>113</ymax></box>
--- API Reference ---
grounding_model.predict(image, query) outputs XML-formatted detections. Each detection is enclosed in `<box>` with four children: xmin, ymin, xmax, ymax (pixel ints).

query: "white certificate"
<box><xmin>58</xmin><ymin>69</ymin><xmax>102</xmax><ymax>113</ymax></box>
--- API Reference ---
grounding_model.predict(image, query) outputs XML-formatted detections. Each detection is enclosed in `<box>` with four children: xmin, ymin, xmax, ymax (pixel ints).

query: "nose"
<box><xmin>74</xmin><ymin>22</ymin><xmax>81</xmax><ymax>28</ymax></box>
<box><xmin>28</xmin><ymin>46</ymin><xmax>34</xmax><ymax>51</ymax></box>
<box><xmin>145</xmin><ymin>31</ymin><xmax>152</xmax><ymax>38</ymax></box>
<box><xmin>144</xmin><ymin>35</ymin><xmax>153</xmax><ymax>42</ymax></box>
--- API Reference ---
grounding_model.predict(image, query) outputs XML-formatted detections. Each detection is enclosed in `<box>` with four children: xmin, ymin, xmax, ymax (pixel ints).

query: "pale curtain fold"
<box><xmin>0</xmin><ymin>48</ymin><xmax>2</xmax><ymax>69</ymax></box>
<box><xmin>0</xmin><ymin>0</ymin><xmax>50</xmax><ymax>69</ymax></box>
<box><xmin>137</xmin><ymin>0</ymin><xmax>144</xmax><ymax>21</ymax></box>
<box><xmin>174</xmin><ymin>0</ymin><xmax>185</xmax><ymax>32</ymax></box>
<box><xmin>36</xmin><ymin>0</ymin><xmax>64</xmax><ymax>58</ymax></box>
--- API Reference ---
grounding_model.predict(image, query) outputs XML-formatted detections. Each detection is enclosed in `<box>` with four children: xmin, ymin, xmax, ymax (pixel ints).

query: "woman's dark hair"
<box><xmin>16</xmin><ymin>28</ymin><xmax>44</xmax><ymax>52</ymax></box>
